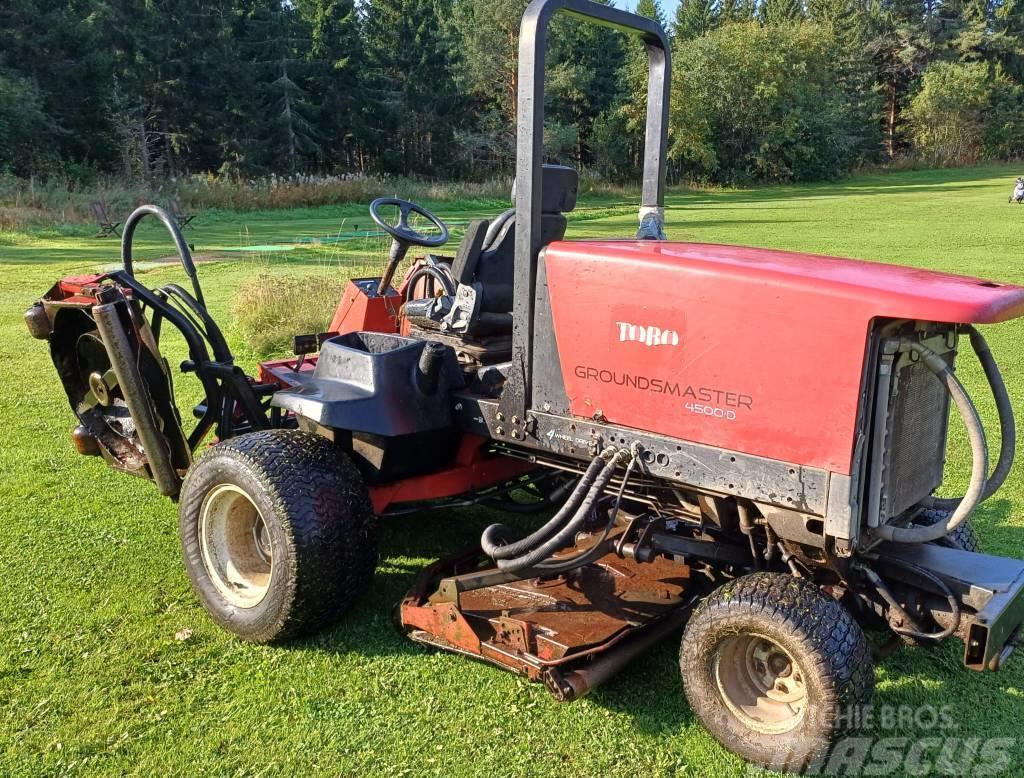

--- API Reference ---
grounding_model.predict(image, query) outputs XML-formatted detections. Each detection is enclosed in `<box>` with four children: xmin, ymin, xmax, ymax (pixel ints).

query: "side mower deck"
<box><xmin>399</xmin><ymin>529</ymin><xmax>700</xmax><ymax>701</ymax></box>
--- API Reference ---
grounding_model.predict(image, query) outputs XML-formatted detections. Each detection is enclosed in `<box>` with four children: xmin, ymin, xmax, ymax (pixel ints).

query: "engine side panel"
<box><xmin>544</xmin><ymin>241</ymin><xmax>1024</xmax><ymax>474</ymax></box>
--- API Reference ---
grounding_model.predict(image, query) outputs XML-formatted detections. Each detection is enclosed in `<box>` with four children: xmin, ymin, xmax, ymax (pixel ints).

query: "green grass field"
<box><xmin>3</xmin><ymin>165</ymin><xmax>1024</xmax><ymax>776</ymax></box>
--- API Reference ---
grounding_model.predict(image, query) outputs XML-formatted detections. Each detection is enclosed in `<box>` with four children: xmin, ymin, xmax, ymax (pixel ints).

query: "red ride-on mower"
<box><xmin>24</xmin><ymin>0</ymin><xmax>1024</xmax><ymax>770</ymax></box>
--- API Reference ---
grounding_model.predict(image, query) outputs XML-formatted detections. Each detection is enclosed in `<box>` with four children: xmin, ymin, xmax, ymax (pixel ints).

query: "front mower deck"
<box><xmin>399</xmin><ymin>534</ymin><xmax>699</xmax><ymax>701</ymax></box>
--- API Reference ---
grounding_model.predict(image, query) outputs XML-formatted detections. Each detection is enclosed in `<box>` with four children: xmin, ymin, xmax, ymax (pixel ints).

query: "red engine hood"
<box><xmin>552</xmin><ymin>241</ymin><xmax>1024</xmax><ymax>324</ymax></box>
<box><xmin>543</xmin><ymin>241</ymin><xmax>1024</xmax><ymax>475</ymax></box>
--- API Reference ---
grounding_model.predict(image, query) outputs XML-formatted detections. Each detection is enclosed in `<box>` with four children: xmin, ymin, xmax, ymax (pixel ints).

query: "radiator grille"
<box><xmin>881</xmin><ymin>351</ymin><xmax>952</xmax><ymax>519</ymax></box>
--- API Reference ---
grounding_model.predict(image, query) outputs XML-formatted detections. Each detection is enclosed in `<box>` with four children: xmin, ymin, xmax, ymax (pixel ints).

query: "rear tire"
<box><xmin>915</xmin><ymin>507</ymin><xmax>980</xmax><ymax>552</ymax></box>
<box><xmin>679</xmin><ymin>572</ymin><xmax>874</xmax><ymax>771</ymax></box>
<box><xmin>179</xmin><ymin>429</ymin><xmax>377</xmax><ymax>643</ymax></box>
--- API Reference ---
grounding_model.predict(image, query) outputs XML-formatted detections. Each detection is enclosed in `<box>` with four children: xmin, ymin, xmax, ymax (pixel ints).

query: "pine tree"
<box><xmin>720</xmin><ymin>0</ymin><xmax>758</xmax><ymax>22</ymax></box>
<box><xmin>761</xmin><ymin>0</ymin><xmax>805</xmax><ymax>24</ymax></box>
<box><xmin>547</xmin><ymin>0</ymin><xmax>627</xmax><ymax>167</ymax></box>
<box><xmin>614</xmin><ymin>0</ymin><xmax>668</xmax><ymax>171</ymax></box>
<box><xmin>0</xmin><ymin>0</ymin><xmax>118</xmax><ymax>170</ymax></box>
<box><xmin>866</xmin><ymin>0</ymin><xmax>937</xmax><ymax>157</ymax></box>
<box><xmin>237</xmin><ymin>1</ymin><xmax>321</xmax><ymax>173</ymax></box>
<box><xmin>635</xmin><ymin>0</ymin><xmax>667</xmax><ymax>27</ymax></box>
<box><xmin>364</xmin><ymin>0</ymin><xmax>461</xmax><ymax>174</ymax></box>
<box><xmin>993</xmin><ymin>0</ymin><xmax>1024</xmax><ymax>81</ymax></box>
<box><xmin>674</xmin><ymin>0</ymin><xmax>719</xmax><ymax>42</ymax></box>
<box><xmin>295</xmin><ymin>0</ymin><xmax>365</xmax><ymax>169</ymax></box>
<box><xmin>808</xmin><ymin>0</ymin><xmax>884</xmax><ymax>163</ymax></box>
<box><xmin>447</xmin><ymin>0</ymin><xmax>529</xmax><ymax>168</ymax></box>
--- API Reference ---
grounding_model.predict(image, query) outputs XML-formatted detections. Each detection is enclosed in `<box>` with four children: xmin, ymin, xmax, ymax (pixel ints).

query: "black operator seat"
<box><xmin>450</xmin><ymin>164</ymin><xmax>578</xmax><ymax>315</ymax></box>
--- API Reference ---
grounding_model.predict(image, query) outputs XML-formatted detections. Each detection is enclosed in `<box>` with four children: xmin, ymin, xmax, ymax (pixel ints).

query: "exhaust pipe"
<box><xmin>92</xmin><ymin>291</ymin><xmax>181</xmax><ymax>498</ymax></box>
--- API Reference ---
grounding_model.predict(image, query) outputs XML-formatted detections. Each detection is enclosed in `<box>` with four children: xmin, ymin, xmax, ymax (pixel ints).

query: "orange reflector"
<box><xmin>72</xmin><ymin>425</ymin><xmax>101</xmax><ymax>457</ymax></box>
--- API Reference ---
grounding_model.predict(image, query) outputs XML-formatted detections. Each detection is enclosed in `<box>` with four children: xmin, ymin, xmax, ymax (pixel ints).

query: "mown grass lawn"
<box><xmin>3</xmin><ymin>165</ymin><xmax>1024</xmax><ymax>776</ymax></box>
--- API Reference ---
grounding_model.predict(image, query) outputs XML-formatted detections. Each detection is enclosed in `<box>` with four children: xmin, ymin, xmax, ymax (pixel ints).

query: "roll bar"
<box><xmin>506</xmin><ymin>0</ymin><xmax>672</xmax><ymax>420</ymax></box>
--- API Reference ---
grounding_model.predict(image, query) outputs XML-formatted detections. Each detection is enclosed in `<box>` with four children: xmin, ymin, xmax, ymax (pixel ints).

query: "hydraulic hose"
<box><xmin>405</xmin><ymin>264</ymin><xmax>456</xmax><ymax>302</ymax></box>
<box><xmin>858</xmin><ymin>561</ymin><xmax>961</xmax><ymax>641</ymax></box>
<box><xmin>876</xmin><ymin>337</ymin><xmax>988</xmax><ymax>543</ymax></box>
<box><xmin>925</xmin><ymin>325</ymin><xmax>1015</xmax><ymax>510</ymax></box>
<box><xmin>121</xmin><ymin>205</ymin><xmax>205</xmax><ymax>309</ymax></box>
<box><xmin>481</xmin><ymin>452</ymin><xmax>610</xmax><ymax>560</ymax></box>
<box><xmin>496</xmin><ymin>449</ymin><xmax>632</xmax><ymax>574</ymax></box>
<box><xmin>482</xmin><ymin>208</ymin><xmax>515</xmax><ymax>251</ymax></box>
<box><xmin>528</xmin><ymin>447</ymin><xmax>641</xmax><ymax>576</ymax></box>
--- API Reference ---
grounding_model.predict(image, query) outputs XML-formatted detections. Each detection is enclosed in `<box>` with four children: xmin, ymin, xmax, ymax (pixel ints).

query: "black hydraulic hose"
<box><xmin>926</xmin><ymin>325</ymin><xmax>1015</xmax><ymax>510</ymax></box>
<box><xmin>159</xmin><ymin>283</ymin><xmax>233</xmax><ymax>363</ymax></box>
<box><xmin>121</xmin><ymin>204</ymin><xmax>205</xmax><ymax>309</ymax></box>
<box><xmin>876</xmin><ymin>338</ymin><xmax>988</xmax><ymax>544</ymax></box>
<box><xmin>405</xmin><ymin>264</ymin><xmax>456</xmax><ymax>302</ymax></box>
<box><xmin>483</xmin><ymin>208</ymin><xmax>516</xmax><ymax>251</ymax></box>
<box><xmin>858</xmin><ymin>561</ymin><xmax>961</xmax><ymax>641</ymax></box>
<box><xmin>737</xmin><ymin>501</ymin><xmax>762</xmax><ymax>570</ymax></box>
<box><xmin>529</xmin><ymin>533</ymin><xmax>612</xmax><ymax>576</ymax></box>
<box><xmin>481</xmin><ymin>453</ymin><xmax>609</xmax><ymax>560</ymax></box>
<box><xmin>529</xmin><ymin>450</ymin><xmax>641</xmax><ymax>575</ymax></box>
<box><xmin>496</xmin><ymin>450</ymin><xmax>631</xmax><ymax>574</ymax></box>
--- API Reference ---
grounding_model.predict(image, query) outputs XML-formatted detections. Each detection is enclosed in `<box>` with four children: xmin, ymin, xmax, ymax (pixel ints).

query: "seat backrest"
<box><xmin>450</xmin><ymin>219</ymin><xmax>490</xmax><ymax>285</ymax></box>
<box><xmin>455</xmin><ymin>165</ymin><xmax>578</xmax><ymax>313</ymax></box>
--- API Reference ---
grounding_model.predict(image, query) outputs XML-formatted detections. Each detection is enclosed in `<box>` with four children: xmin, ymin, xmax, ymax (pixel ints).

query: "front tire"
<box><xmin>179</xmin><ymin>429</ymin><xmax>377</xmax><ymax>643</ymax></box>
<box><xmin>679</xmin><ymin>572</ymin><xmax>874</xmax><ymax>771</ymax></box>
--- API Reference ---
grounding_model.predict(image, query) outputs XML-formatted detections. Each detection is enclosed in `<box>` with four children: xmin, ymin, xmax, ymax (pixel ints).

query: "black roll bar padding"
<box><xmin>121</xmin><ymin>204</ymin><xmax>206</xmax><ymax>309</ymax></box>
<box><xmin>508</xmin><ymin>0</ymin><xmax>671</xmax><ymax>420</ymax></box>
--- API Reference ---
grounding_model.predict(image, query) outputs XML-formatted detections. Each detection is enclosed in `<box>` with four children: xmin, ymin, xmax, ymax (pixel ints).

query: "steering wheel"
<box><xmin>369</xmin><ymin>198</ymin><xmax>449</xmax><ymax>295</ymax></box>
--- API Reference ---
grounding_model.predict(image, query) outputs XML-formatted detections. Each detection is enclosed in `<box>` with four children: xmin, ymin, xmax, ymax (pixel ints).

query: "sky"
<box><xmin>613</xmin><ymin>0</ymin><xmax>682</xmax><ymax>19</ymax></box>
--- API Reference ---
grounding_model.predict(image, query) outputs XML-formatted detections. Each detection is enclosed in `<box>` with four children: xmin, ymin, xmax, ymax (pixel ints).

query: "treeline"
<box><xmin>1</xmin><ymin>0</ymin><xmax>1023</xmax><ymax>186</ymax></box>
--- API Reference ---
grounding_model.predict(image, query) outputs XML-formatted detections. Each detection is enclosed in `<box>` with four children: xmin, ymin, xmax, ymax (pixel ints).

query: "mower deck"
<box><xmin>399</xmin><ymin>533</ymin><xmax>698</xmax><ymax>701</ymax></box>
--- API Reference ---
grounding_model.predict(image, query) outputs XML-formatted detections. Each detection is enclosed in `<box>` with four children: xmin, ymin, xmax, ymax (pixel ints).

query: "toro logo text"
<box><xmin>616</xmin><ymin>321</ymin><xmax>680</xmax><ymax>348</ymax></box>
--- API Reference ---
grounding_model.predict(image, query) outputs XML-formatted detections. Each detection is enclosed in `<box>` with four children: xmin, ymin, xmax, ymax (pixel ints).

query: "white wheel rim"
<box><xmin>199</xmin><ymin>483</ymin><xmax>273</xmax><ymax>608</ymax></box>
<box><xmin>713</xmin><ymin>632</ymin><xmax>808</xmax><ymax>734</ymax></box>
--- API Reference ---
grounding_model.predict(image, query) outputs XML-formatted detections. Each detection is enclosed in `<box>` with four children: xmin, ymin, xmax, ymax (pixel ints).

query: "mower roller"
<box><xmin>25</xmin><ymin>0</ymin><xmax>1024</xmax><ymax>770</ymax></box>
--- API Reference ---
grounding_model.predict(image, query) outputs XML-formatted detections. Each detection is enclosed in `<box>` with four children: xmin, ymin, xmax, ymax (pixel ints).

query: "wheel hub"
<box><xmin>714</xmin><ymin>633</ymin><xmax>807</xmax><ymax>734</ymax></box>
<box><xmin>199</xmin><ymin>483</ymin><xmax>273</xmax><ymax>608</ymax></box>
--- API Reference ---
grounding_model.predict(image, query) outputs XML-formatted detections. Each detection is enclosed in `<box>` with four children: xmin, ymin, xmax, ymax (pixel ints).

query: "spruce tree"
<box><xmin>720</xmin><ymin>0</ymin><xmax>758</xmax><ymax>22</ymax></box>
<box><xmin>363</xmin><ymin>0</ymin><xmax>461</xmax><ymax>175</ymax></box>
<box><xmin>296</xmin><ymin>0</ymin><xmax>365</xmax><ymax>169</ymax></box>
<box><xmin>761</xmin><ymin>0</ymin><xmax>805</xmax><ymax>24</ymax></box>
<box><xmin>674</xmin><ymin>0</ymin><xmax>719</xmax><ymax>43</ymax></box>
<box><xmin>866</xmin><ymin>0</ymin><xmax>936</xmax><ymax>157</ymax></box>
<box><xmin>237</xmin><ymin>1</ymin><xmax>321</xmax><ymax>174</ymax></box>
<box><xmin>447</xmin><ymin>0</ymin><xmax>530</xmax><ymax>168</ymax></box>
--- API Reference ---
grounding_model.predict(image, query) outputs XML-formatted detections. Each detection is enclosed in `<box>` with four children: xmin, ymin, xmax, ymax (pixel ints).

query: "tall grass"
<box><xmin>179</xmin><ymin>173</ymin><xmax>517</xmax><ymax>212</ymax></box>
<box><xmin>0</xmin><ymin>174</ymin><xmax>168</xmax><ymax>230</ymax></box>
<box><xmin>0</xmin><ymin>171</ymin><xmax>637</xmax><ymax>232</ymax></box>
<box><xmin>232</xmin><ymin>271</ymin><xmax>351</xmax><ymax>357</ymax></box>
<box><xmin>0</xmin><ymin>173</ymin><xmax>517</xmax><ymax>231</ymax></box>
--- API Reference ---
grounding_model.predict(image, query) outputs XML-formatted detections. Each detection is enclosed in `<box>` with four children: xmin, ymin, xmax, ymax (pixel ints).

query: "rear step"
<box><xmin>874</xmin><ymin>542</ymin><xmax>1024</xmax><ymax>670</ymax></box>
